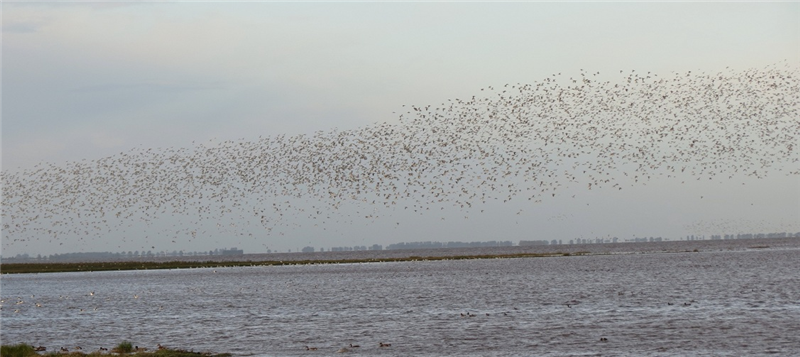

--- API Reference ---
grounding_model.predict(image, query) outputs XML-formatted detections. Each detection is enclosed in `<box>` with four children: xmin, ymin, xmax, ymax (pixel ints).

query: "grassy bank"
<box><xmin>0</xmin><ymin>252</ymin><xmax>584</xmax><ymax>274</ymax></box>
<box><xmin>0</xmin><ymin>343</ymin><xmax>230</xmax><ymax>357</ymax></box>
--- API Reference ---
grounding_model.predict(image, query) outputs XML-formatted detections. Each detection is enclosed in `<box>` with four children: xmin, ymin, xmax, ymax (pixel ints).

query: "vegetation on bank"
<box><xmin>0</xmin><ymin>343</ymin><xmax>230</xmax><ymax>357</ymax></box>
<box><xmin>1</xmin><ymin>344</ymin><xmax>35</xmax><ymax>357</ymax></box>
<box><xmin>0</xmin><ymin>252</ymin><xmax>586</xmax><ymax>274</ymax></box>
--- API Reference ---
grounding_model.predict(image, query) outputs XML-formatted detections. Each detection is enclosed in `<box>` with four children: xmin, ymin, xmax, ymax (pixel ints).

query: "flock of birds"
<box><xmin>2</xmin><ymin>62</ymin><xmax>798</xmax><ymax>251</ymax></box>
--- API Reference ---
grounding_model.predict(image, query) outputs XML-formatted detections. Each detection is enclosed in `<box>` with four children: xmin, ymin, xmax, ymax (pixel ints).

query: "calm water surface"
<box><xmin>3</xmin><ymin>243</ymin><xmax>800</xmax><ymax>356</ymax></box>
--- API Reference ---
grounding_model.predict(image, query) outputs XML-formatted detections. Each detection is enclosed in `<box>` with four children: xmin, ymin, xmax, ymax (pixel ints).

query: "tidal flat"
<box><xmin>2</xmin><ymin>239</ymin><xmax>799</xmax><ymax>356</ymax></box>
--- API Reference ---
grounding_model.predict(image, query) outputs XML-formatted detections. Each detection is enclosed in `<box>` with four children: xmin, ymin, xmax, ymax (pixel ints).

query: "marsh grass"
<box><xmin>152</xmin><ymin>349</ymin><xmax>230</xmax><ymax>357</ymax></box>
<box><xmin>0</xmin><ymin>344</ymin><xmax>229</xmax><ymax>357</ymax></box>
<box><xmin>1</xmin><ymin>343</ymin><xmax>35</xmax><ymax>357</ymax></box>
<box><xmin>114</xmin><ymin>342</ymin><xmax>133</xmax><ymax>354</ymax></box>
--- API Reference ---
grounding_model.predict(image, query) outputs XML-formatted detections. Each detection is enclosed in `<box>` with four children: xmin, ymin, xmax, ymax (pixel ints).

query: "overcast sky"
<box><xmin>3</xmin><ymin>2</ymin><xmax>799</xmax><ymax>257</ymax></box>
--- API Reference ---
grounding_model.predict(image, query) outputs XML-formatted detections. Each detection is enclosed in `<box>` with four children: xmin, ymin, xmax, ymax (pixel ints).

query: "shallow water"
<box><xmin>3</xmin><ymin>242</ymin><xmax>800</xmax><ymax>356</ymax></box>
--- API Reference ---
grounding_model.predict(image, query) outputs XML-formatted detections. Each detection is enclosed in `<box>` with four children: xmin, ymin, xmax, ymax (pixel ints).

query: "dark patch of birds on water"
<box><xmin>2</xmin><ymin>63</ymin><xmax>798</xmax><ymax>249</ymax></box>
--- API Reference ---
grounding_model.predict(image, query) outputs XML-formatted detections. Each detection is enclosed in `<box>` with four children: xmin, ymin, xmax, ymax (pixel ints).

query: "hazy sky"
<box><xmin>2</xmin><ymin>2</ymin><xmax>799</xmax><ymax>256</ymax></box>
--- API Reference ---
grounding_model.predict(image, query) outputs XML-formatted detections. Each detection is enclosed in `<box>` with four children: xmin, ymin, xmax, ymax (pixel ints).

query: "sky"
<box><xmin>2</xmin><ymin>2</ymin><xmax>799</xmax><ymax>257</ymax></box>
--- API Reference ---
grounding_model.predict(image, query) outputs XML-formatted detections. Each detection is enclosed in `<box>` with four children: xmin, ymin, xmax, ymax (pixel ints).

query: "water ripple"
<box><xmin>3</xmin><ymin>245</ymin><xmax>800</xmax><ymax>356</ymax></box>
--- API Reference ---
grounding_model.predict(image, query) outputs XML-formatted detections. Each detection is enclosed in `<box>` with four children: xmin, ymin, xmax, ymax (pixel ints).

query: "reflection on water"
<box><xmin>3</xmin><ymin>242</ymin><xmax>800</xmax><ymax>356</ymax></box>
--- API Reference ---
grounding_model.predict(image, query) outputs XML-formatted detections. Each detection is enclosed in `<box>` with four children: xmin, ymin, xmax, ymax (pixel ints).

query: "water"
<box><xmin>3</xmin><ymin>242</ymin><xmax>800</xmax><ymax>356</ymax></box>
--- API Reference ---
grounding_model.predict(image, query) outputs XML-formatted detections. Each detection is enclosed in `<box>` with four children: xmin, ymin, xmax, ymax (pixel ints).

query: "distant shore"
<box><xmin>0</xmin><ymin>251</ymin><xmax>581</xmax><ymax>274</ymax></box>
<box><xmin>3</xmin><ymin>237</ymin><xmax>798</xmax><ymax>274</ymax></box>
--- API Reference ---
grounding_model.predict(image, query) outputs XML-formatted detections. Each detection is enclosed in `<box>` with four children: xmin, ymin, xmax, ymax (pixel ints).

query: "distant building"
<box><xmin>220</xmin><ymin>247</ymin><xmax>244</xmax><ymax>255</ymax></box>
<box><xmin>385</xmin><ymin>240</ymin><xmax>513</xmax><ymax>250</ymax></box>
<box><xmin>519</xmin><ymin>240</ymin><xmax>549</xmax><ymax>246</ymax></box>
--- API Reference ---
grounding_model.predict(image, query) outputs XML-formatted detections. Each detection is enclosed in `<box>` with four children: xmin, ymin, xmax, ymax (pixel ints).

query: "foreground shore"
<box><xmin>2</xmin><ymin>238</ymin><xmax>797</xmax><ymax>274</ymax></box>
<box><xmin>1</xmin><ymin>344</ymin><xmax>230</xmax><ymax>357</ymax></box>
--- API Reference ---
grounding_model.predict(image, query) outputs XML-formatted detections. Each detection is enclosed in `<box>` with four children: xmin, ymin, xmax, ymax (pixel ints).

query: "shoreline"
<box><xmin>3</xmin><ymin>238</ymin><xmax>798</xmax><ymax>274</ymax></box>
<box><xmin>0</xmin><ymin>251</ymin><xmax>584</xmax><ymax>274</ymax></box>
<box><xmin>1</xmin><ymin>343</ymin><xmax>231</xmax><ymax>357</ymax></box>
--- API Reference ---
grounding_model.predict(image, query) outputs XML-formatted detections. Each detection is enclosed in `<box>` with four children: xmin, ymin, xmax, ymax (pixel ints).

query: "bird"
<box><xmin>1</xmin><ymin>63</ymin><xmax>797</xmax><ymax>253</ymax></box>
